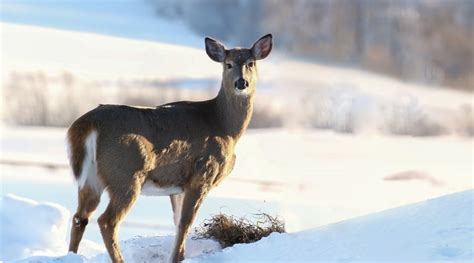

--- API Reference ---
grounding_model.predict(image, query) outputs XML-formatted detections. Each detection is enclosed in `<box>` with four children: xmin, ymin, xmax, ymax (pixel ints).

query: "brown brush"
<box><xmin>193</xmin><ymin>213</ymin><xmax>285</xmax><ymax>248</ymax></box>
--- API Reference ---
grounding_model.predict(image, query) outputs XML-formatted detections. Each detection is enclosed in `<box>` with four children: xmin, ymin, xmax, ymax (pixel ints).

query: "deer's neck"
<box><xmin>214</xmin><ymin>84</ymin><xmax>254</xmax><ymax>140</ymax></box>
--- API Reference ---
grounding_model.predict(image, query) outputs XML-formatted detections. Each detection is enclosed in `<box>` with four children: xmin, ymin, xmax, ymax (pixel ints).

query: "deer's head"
<box><xmin>205</xmin><ymin>34</ymin><xmax>272</xmax><ymax>97</ymax></box>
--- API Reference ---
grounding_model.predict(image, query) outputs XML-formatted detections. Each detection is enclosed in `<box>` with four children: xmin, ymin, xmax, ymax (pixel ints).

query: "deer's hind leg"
<box><xmin>97</xmin><ymin>174</ymin><xmax>143</xmax><ymax>263</ymax></box>
<box><xmin>69</xmin><ymin>185</ymin><xmax>102</xmax><ymax>253</ymax></box>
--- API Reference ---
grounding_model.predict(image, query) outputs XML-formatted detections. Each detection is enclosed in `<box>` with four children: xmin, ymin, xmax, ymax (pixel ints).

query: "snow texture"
<box><xmin>17</xmin><ymin>236</ymin><xmax>220</xmax><ymax>263</ymax></box>
<box><xmin>186</xmin><ymin>190</ymin><xmax>474</xmax><ymax>262</ymax></box>
<box><xmin>0</xmin><ymin>0</ymin><xmax>202</xmax><ymax>48</ymax></box>
<box><xmin>6</xmin><ymin>190</ymin><xmax>473</xmax><ymax>262</ymax></box>
<box><xmin>0</xmin><ymin>194</ymin><xmax>70</xmax><ymax>261</ymax></box>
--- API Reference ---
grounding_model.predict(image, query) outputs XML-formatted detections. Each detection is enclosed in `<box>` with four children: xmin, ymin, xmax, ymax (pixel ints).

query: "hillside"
<box><xmin>2</xmin><ymin>22</ymin><xmax>472</xmax><ymax>134</ymax></box>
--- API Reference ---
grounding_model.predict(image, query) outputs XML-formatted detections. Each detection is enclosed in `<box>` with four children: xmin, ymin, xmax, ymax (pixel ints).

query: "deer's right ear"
<box><xmin>251</xmin><ymin>34</ymin><xmax>272</xmax><ymax>60</ymax></box>
<box><xmin>205</xmin><ymin>37</ymin><xmax>226</xmax><ymax>62</ymax></box>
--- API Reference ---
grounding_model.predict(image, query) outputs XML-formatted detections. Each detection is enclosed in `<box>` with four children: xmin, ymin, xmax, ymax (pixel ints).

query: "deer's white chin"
<box><xmin>234</xmin><ymin>88</ymin><xmax>251</xmax><ymax>96</ymax></box>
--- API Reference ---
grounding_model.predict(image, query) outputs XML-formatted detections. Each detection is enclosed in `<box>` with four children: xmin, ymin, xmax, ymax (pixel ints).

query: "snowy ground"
<box><xmin>1</xmin><ymin>194</ymin><xmax>70</xmax><ymax>260</ymax></box>
<box><xmin>3</xmin><ymin>189</ymin><xmax>473</xmax><ymax>262</ymax></box>
<box><xmin>186</xmin><ymin>190</ymin><xmax>473</xmax><ymax>262</ymax></box>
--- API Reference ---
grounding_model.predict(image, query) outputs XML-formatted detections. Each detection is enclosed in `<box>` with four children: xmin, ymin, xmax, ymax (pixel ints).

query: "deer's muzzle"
<box><xmin>234</xmin><ymin>78</ymin><xmax>249</xmax><ymax>90</ymax></box>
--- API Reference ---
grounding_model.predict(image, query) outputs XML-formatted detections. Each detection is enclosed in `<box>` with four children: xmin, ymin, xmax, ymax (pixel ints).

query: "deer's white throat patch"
<box><xmin>140</xmin><ymin>181</ymin><xmax>184</xmax><ymax>196</ymax></box>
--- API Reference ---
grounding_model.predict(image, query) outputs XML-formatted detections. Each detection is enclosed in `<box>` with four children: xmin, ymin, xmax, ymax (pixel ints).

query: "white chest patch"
<box><xmin>140</xmin><ymin>181</ymin><xmax>184</xmax><ymax>196</ymax></box>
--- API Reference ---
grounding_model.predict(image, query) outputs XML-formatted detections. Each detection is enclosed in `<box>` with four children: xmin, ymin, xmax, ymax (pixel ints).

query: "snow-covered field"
<box><xmin>186</xmin><ymin>189</ymin><xmax>473</xmax><ymax>262</ymax></box>
<box><xmin>3</xmin><ymin>189</ymin><xmax>472</xmax><ymax>262</ymax></box>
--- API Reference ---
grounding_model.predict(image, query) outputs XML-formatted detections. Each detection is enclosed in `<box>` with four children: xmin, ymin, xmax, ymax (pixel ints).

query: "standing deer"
<box><xmin>66</xmin><ymin>34</ymin><xmax>272</xmax><ymax>262</ymax></box>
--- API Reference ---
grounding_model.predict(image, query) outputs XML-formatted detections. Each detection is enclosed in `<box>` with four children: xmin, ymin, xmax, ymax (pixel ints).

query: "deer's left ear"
<box><xmin>251</xmin><ymin>34</ymin><xmax>272</xmax><ymax>60</ymax></box>
<box><xmin>205</xmin><ymin>37</ymin><xmax>226</xmax><ymax>62</ymax></box>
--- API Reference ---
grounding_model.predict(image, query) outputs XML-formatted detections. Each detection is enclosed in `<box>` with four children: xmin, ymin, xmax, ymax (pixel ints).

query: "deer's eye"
<box><xmin>247</xmin><ymin>61</ymin><xmax>255</xmax><ymax>68</ymax></box>
<box><xmin>226</xmin><ymin>63</ymin><xmax>232</xmax><ymax>69</ymax></box>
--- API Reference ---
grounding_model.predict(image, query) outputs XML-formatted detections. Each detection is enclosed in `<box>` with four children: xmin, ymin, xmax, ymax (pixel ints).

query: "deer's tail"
<box><xmin>67</xmin><ymin>118</ymin><xmax>101</xmax><ymax>192</ymax></box>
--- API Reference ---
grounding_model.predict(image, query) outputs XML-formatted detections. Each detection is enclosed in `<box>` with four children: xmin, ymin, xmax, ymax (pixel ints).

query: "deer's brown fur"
<box><xmin>67</xmin><ymin>34</ymin><xmax>272</xmax><ymax>263</ymax></box>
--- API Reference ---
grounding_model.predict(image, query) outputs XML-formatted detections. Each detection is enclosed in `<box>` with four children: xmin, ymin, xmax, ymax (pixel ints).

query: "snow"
<box><xmin>186</xmin><ymin>189</ymin><xmax>474</xmax><ymax>262</ymax></box>
<box><xmin>2</xmin><ymin>22</ymin><xmax>472</xmax><ymax>136</ymax></box>
<box><xmin>1</xmin><ymin>22</ymin><xmax>217</xmax><ymax>81</ymax></box>
<box><xmin>16</xmin><ymin>253</ymin><xmax>87</xmax><ymax>263</ymax></box>
<box><xmin>0</xmin><ymin>127</ymin><xmax>474</xmax><ymax>232</ymax></box>
<box><xmin>0</xmin><ymin>195</ymin><xmax>105</xmax><ymax>262</ymax></box>
<box><xmin>0</xmin><ymin>194</ymin><xmax>70</xmax><ymax>261</ymax></box>
<box><xmin>0</xmin><ymin>193</ymin><xmax>219</xmax><ymax>262</ymax></box>
<box><xmin>5</xmin><ymin>190</ymin><xmax>473</xmax><ymax>262</ymax></box>
<box><xmin>1</xmin><ymin>127</ymin><xmax>472</xmax><ymax>262</ymax></box>
<box><xmin>17</xmin><ymin>236</ymin><xmax>220</xmax><ymax>263</ymax></box>
<box><xmin>0</xmin><ymin>0</ymin><xmax>203</xmax><ymax>48</ymax></box>
<box><xmin>1</xmin><ymin>126</ymin><xmax>472</xmax><ymax>243</ymax></box>
<box><xmin>91</xmin><ymin>236</ymin><xmax>220</xmax><ymax>263</ymax></box>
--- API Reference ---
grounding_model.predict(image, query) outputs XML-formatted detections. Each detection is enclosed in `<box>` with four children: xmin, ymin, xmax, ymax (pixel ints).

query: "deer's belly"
<box><xmin>140</xmin><ymin>180</ymin><xmax>184</xmax><ymax>196</ymax></box>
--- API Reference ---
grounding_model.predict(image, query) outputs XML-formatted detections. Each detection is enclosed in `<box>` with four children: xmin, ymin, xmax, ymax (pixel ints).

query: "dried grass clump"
<box><xmin>193</xmin><ymin>213</ymin><xmax>285</xmax><ymax>248</ymax></box>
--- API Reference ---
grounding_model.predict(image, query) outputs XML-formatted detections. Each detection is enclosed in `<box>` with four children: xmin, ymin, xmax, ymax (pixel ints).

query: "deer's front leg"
<box><xmin>170</xmin><ymin>187</ymin><xmax>208</xmax><ymax>263</ymax></box>
<box><xmin>170</xmin><ymin>193</ymin><xmax>185</xmax><ymax>227</ymax></box>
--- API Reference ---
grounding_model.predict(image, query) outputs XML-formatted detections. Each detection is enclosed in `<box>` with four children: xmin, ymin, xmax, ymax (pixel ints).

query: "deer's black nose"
<box><xmin>235</xmin><ymin>78</ymin><xmax>249</xmax><ymax>90</ymax></box>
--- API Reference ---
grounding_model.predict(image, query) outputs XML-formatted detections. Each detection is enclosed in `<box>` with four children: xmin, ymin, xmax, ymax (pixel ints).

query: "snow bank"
<box><xmin>0</xmin><ymin>194</ymin><xmax>70</xmax><ymax>261</ymax></box>
<box><xmin>11</xmin><ymin>190</ymin><xmax>473</xmax><ymax>262</ymax></box>
<box><xmin>186</xmin><ymin>189</ymin><xmax>474</xmax><ymax>262</ymax></box>
<box><xmin>2</xmin><ymin>193</ymin><xmax>219</xmax><ymax>263</ymax></box>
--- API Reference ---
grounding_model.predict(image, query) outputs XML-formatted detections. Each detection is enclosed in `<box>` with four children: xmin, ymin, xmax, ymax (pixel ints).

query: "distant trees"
<box><xmin>148</xmin><ymin>0</ymin><xmax>473</xmax><ymax>89</ymax></box>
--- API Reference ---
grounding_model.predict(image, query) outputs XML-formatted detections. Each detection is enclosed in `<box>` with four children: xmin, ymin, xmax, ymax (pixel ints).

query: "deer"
<box><xmin>66</xmin><ymin>34</ymin><xmax>272</xmax><ymax>263</ymax></box>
